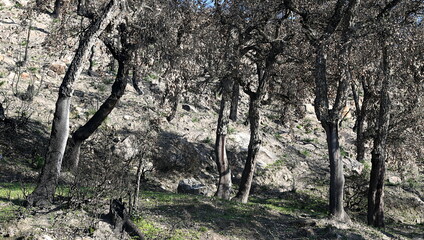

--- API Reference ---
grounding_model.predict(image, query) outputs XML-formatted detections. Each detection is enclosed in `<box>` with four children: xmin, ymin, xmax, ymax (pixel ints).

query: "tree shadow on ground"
<box><xmin>140</xmin><ymin>191</ymin><xmax>372</xmax><ymax>239</ymax></box>
<box><xmin>0</xmin><ymin>118</ymin><xmax>49</xmax><ymax>182</ymax></box>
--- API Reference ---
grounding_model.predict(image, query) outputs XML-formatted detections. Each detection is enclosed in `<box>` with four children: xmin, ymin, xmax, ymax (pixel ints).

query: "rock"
<box><xmin>0</xmin><ymin>0</ymin><xmax>13</xmax><ymax>7</ymax></box>
<box><xmin>256</xmin><ymin>165</ymin><xmax>294</xmax><ymax>191</ymax></box>
<box><xmin>149</xmin><ymin>83</ymin><xmax>161</xmax><ymax>94</ymax></box>
<box><xmin>49</xmin><ymin>62</ymin><xmax>67</xmax><ymax>75</ymax></box>
<box><xmin>154</xmin><ymin>133</ymin><xmax>214</xmax><ymax>173</ymax></box>
<box><xmin>177</xmin><ymin>178</ymin><xmax>210</xmax><ymax>196</ymax></box>
<box><xmin>0</xmin><ymin>55</ymin><xmax>4</xmax><ymax>62</ymax></box>
<box><xmin>20</xmin><ymin>72</ymin><xmax>30</xmax><ymax>79</ymax></box>
<box><xmin>37</xmin><ymin>235</ymin><xmax>54</xmax><ymax>240</ymax></box>
<box><xmin>123</xmin><ymin>115</ymin><xmax>132</xmax><ymax>120</ymax></box>
<box><xmin>232</xmin><ymin>132</ymin><xmax>250</xmax><ymax>151</ymax></box>
<box><xmin>182</xmin><ymin>104</ymin><xmax>198</xmax><ymax>112</ymax></box>
<box><xmin>388</xmin><ymin>176</ymin><xmax>402</xmax><ymax>185</ymax></box>
<box><xmin>73</xmin><ymin>90</ymin><xmax>85</xmax><ymax>97</ymax></box>
<box><xmin>112</xmin><ymin>135</ymin><xmax>139</xmax><ymax>160</ymax></box>
<box><xmin>343</xmin><ymin>158</ymin><xmax>364</xmax><ymax>176</ymax></box>
<box><xmin>46</xmin><ymin>70</ymin><xmax>56</xmax><ymax>78</ymax></box>
<box><xmin>304</xmin><ymin>104</ymin><xmax>315</xmax><ymax>114</ymax></box>
<box><xmin>92</xmin><ymin>221</ymin><xmax>115</xmax><ymax>240</ymax></box>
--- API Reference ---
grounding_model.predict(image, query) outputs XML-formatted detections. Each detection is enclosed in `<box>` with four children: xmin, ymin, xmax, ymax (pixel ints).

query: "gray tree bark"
<box><xmin>229</xmin><ymin>81</ymin><xmax>239</xmax><ymax>122</ymax></box>
<box><xmin>368</xmin><ymin>38</ymin><xmax>391</xmax><ymax>228</ymax></box>
<box><xmin>215</xmin><ymin>78</ymin><xmax>233</xmax><ymax>200</ymax></box>
<box><xmin>26</xmin><ymin>0</ymin><xmax>120</xmax><ymax>207</ymax></box>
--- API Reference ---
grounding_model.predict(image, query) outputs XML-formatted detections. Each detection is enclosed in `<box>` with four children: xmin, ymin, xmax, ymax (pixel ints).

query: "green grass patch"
<box><xmin>251</xmin><ymin>191</ymin><xmax>328</xmax><ymax>217</ymax></box>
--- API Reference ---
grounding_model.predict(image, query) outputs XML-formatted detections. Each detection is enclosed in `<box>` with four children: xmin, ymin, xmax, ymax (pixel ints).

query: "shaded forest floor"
<box><xmin>0</xmin><ymin>119</ymin><xmax>422</xmax><ymax>239</ymax></box>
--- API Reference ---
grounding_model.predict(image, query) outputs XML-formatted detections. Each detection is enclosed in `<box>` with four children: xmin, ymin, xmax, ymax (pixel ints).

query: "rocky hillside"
<box><xmin>0</xmin><ymin>1</ymin><xmax>423</xmax><ymax>239</ymax></box>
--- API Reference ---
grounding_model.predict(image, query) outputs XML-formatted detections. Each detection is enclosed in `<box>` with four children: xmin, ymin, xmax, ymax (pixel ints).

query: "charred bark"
<box><xmin>88</xmin><ymin>45</ymin><xmax>96</xmax><ymax>76</ymax></box>
<box><xmin>109</xmin><ymin>199</ymin><xmax>145</xmax><ymax>239</ymax></box>
<box><xmin>68</xmin><ymin>58</ymin><xmax>129</xmax><ymax>171</ymax></box>
<box><xmin>313</xmin><ymin>42</ymin><xmax>350</xmax><ymax>221</ymax></box>
<box><xmin>234</xmin><ymin>95</ymin><xmax>261</xmax><ymax>203</ymax></box>
<box><xmin>52</xmin><ymin>0</ymin><xmax>64</xmax><ymax>18</ymax></box>
<box><xmin>26</xmin><ymin>0</ymin><xmax>120</xmax><ymax>207</ymax></box>
<box><xmin>352</xmin><ymin>79</ymin><xmax>371</xmax><ymax>162</ymax></box>
<box><xmin>324</xmin><ymin>121</ymin><xmax>349</xmax><ymax>221</ymax></box>
<box><xmin>229</xmin><ymin>81</ymin><xmax>239</xmax><ymax>122</ymax></box>
<box><xmin>215</xmin><ymin>78</ymin><xmax>232</xmax><ymax>200</ymax></box>
<box><xmin>368</xmin><ymin>39</ymin><xmax>391</xmax><ymax>228</ymax></box>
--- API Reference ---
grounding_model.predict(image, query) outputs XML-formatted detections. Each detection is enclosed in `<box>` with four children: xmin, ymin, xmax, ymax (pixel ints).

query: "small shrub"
<box><xmin>227</xmin><ymin>127</ymin><xmax>236</xmax><ymax>135</ymax></box>
<box><xmin>202</xmin><ymin>137</ymin><xmax>212</xmax><ymax>144</ymax></box>
<box><xmin>300</xmin><ymin>150</ymin><xmax>310</xmax><ymax>157</ymax></box>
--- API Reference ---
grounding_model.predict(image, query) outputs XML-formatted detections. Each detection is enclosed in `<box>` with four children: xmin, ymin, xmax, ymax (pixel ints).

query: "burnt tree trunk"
<box><xmin>234</xmin><ymin>95</ymin><xmax>261</xmax><ymax>203</ymax></box>
<box><xmin>368</xmin><ymin>39</ymin><xmax>391</xmax><ymax>228</ymax></box>
<box><xmin>132</xmin><ymin>54</ymin><xmax>144</xmax><ymax>95</ymax></box>
<box><xmin>352</xmin><ymin>79</ymin><xmax>371</xmax><ymax>162</ymax></box>
<box><xmin>26</xmin><ymin>0</ymin><xmax>120</xmax><ymax>207</ymax></box>
<box><xmin>229</xmin><ymin>81</ymin><xmax>239</xmax><ymax>122</ymax></box>
<box><xmin>324</xmin><ymin>121</ymin><xmax>348</xmax><ymax>220</ymax></box>
<box><xmin>235</xmin><ymin>50</ymin><xmax>276</xmax><ymax>203</ymax></box>
<box><xmin>313</xmin><ymin>43</ymin><xmax>349</xmax><ymax>221</ymax></box>
<box><xmin>109</xmin><ymin>199</ymin><xmax>145</xmax><ymax>239</ymax></box>
<box><xmin>88</xmin><ymin>45</ymin><xmax>96</xmax><ymax>76</ymax></box>
<box><xmin>52</xmin><ymin>0</ymin><xmax>64</xmax><ymax>18</ymax></box>
<box><xmin>68</xmin><ymin>58</ymin><xmax>129</xmax><ymax>171</ymax></box>
<box><xmin>215</xmin><ymin>78</ymin><xmax>232</xmax><ymax>200</ymax></box>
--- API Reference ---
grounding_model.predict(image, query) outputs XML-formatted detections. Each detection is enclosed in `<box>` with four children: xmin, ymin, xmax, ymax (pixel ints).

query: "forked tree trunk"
<box><xmin>352</xmin><ymin>79</ymin><xmax>371</xmax><ymax>162</ymax></box>
<box><xmin>368</xmin><ymin>40</ymin><xmax>391</xmax><ymax>228</ymax></box>
<box><xmin>324</xmin><ymin>121</ymin><xmax>349</xmax><ymax>221</ymax></box>
<box><xmin>68</xmin><ymin>59</ymin><xmax>129</xmax><ymax>171</ymax></box>
<box><xmin>215</xmin><ymin>79</ymin><xmax>232</xmax><ymax>200</ymax></box>
<box><xmin>26</xmin><ymin>0</ymin><xmax>120</xmax><ymax>207</ymax></box>
<box><xmin>235</xmin><ymin>96</ymin><xmax>261</xmax><ymax>203</ymax></box>
<box><xmin>313</xmin><ymin>43</ymin><xmax>350</xmax><ymax>221</ymax></box>
<box><xmin>229</xmin><ymin>82</ymin><xmax>239</xmax><ymax>122</ymax></box>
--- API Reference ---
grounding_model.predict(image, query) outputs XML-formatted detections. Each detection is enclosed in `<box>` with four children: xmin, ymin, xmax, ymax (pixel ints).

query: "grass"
<box><xmin>250</xmin><ymin>191</ymin><xmax>328</xmax><ymax>218</ymax></box>
<box><xmin>300</xmin><ymin>149</ymin><xmax>311</xmax><ymax>157</ymax></box>
<box><xmin>136</xmin><ymin>190</ymin><xmax>330</xmax><ymax>239</ymax></box>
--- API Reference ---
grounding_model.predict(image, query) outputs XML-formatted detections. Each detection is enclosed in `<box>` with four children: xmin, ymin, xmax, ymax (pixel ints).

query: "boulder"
<box><xmin>112</xmin><ymin>135</ymin><xmax>139</xmax><ymax>161</ymax></box>
<box><xmin>154</xmin><ymin>133</ymin><xmax>214</xmax><ymax>173</ymax></box>
<box><xmin>49</xmin><ymin>62</ymin><xmax>67</xmax><ymax>75</ymax></box>
<box><xmin>304</xmin><ymin>104</ymin><xmax>315</xmax><ymax>114</ymax></box>
<box><xmin>182</xmin><ymin>104</ymin><xmax>198</xmax><ymax>112</ymax></box>
<box><xmin>0</xmin><ymin>0</ymin><xmax>13</xmax><ymax>7</ymax></box>
<box><xmin>343</xmin><ymin>157</ymin><xmax>364</xmax><ymax>176</ymax></box>
<box><xmin>388</xmin><ymin>176</ymin><xmax>402</xmax><ymax>185</ymax></box>
<box><xmin>177</xmin><ymin>178</ymin><xmax>210</xmax><ymax>196</ymax></box>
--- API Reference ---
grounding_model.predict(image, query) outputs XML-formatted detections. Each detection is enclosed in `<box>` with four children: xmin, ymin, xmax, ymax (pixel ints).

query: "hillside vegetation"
<box><xmin>0</xmin><ymin>0</ymin><xmax>423</xmax><ymax>239</ymax></box>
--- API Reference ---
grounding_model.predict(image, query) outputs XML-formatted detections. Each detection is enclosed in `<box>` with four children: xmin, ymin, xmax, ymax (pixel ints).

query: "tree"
<box><xmin>68</xmin><ymin>22</ymin><xmax>133</xmax><ymax>171</ymax></box>
<box><xmin>26</xmin><ymin>0</ymin><xmax>122</xmax><ymax>207</ymax></box>
<box><xmin>286</xmin><ymin>0</ymin><xmax>360</xmax><ymax>221</ymax></box>
<box><xmin>367</xmin><ymin>34</ymin><xmax>391</xmax><ymax>228</ymax></box>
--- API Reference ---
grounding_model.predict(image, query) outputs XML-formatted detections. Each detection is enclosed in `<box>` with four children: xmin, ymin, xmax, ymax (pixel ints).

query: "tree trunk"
<box><xmin>352</xmin><ymin>79</ymin><xmax>371</xmax><ymax>162</ymax></box>
<box><xmin>68</xmin><ymin>59</ymin><xmax>128</xmax><ymax>171</ymax></box>
<box><xmin>324</xmin><ymin>121</ymin><xmax>349</xmax><ymax>221</ymax></box>
<box><xmin>368</xmin><ymin>39</ymin><xmax>391</xmax><ymax>228</ymax></box>
<box><xmin>235</xmin><ymin>95</ymin><xmax>261</xmax><ymax>203</ymax></box>
<box><xmin>229</xmin><ymin>82</ymin><xmax>239</xmax><ymax>122</ymax></box>
<box><xmin>52</xmin><ymin>0</ymin><xmax>64</xmax><ymax>18</ymax></box>
<box><xmin>313</xmin><ymin>43</ymin><xmax>349</xmax><ymax>221</ymax></box>
<box><xmin>132</xmin><ymin>54</ymin><xmax>144</xmax><ymax>95</ymax></box>
<box><xmin>215</xmin><ymin>79</ymin><xmax>232</xmax><ymax>200</ymax></box>
<box><xmin>88</xmin><ymin>45</ymin><xmax>96</xmax><ymax>76</ymax></box>
<box><xmin>26</xmin><ymin>0</ymin><xmax>120</xmax><ymax>207</ymax></box>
